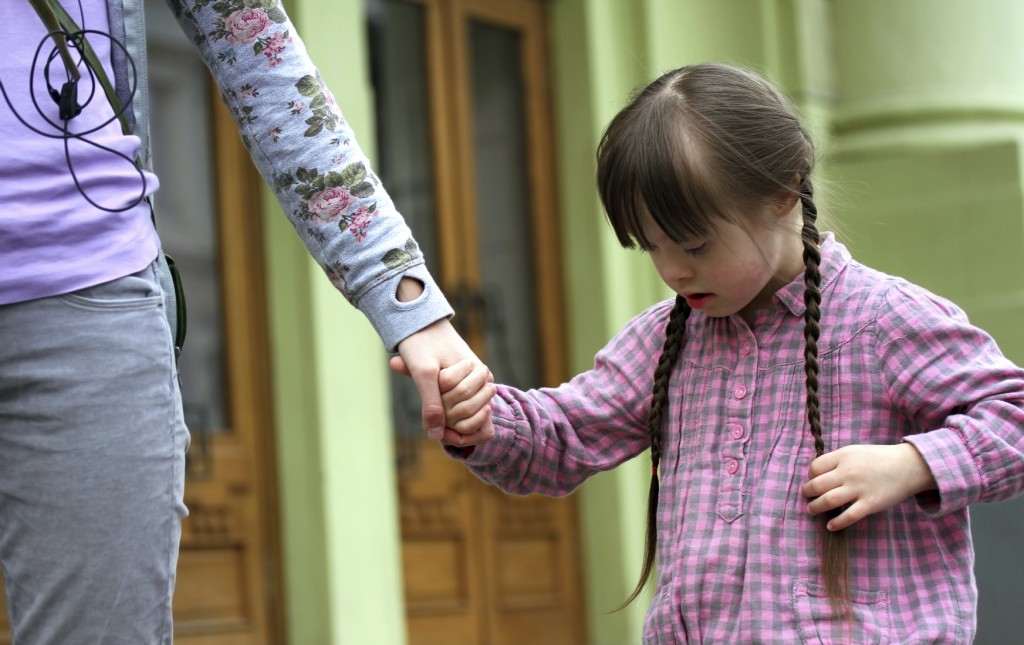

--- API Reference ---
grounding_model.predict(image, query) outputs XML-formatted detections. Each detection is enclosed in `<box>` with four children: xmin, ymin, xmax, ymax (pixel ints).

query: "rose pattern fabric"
<box><xmin>167</xmin><ymin>0</ymin><xmax>413</xmax><ymax>312</ymax></box>
<box><xmin>224</xmin><ymin>8</ymin><xmax>270</xmax><ymax>44</ymax></box>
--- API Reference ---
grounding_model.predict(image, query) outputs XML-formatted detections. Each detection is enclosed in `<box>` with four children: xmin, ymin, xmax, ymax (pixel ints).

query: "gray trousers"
<box><xmin>0</xmin><ymin>263</ymin><xmax>189</xmax><ymax>644</ymax></box>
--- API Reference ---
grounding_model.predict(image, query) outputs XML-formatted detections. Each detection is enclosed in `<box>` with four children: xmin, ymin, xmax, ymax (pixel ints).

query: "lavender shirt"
<box><xmin>457</xmin><ymin>234</ymin><xmax>1024</xmax><ymax>643</ymax></box>
<box><xmin>0</xmin><ymin>3</ymin><xmax>160</xmax><ymax>305</ymax></box>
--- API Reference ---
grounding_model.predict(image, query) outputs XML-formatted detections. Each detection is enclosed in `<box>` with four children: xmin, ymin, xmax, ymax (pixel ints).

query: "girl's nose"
<box><xmin>656</xmin><ymin>256</ymin><xmax>695</xmax><ymax>286</ymax></box>
<box><xmin>668</xmin><ymin>257</ymin><xmax>696</xmax><ymax>281</ymax></box>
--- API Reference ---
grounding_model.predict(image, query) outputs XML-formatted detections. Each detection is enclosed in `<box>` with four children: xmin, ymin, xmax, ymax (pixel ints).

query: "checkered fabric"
<box><xmin>457</xmin><ymin>234</ymin><xmax>1024</xmax><ymax>643</ymax></box>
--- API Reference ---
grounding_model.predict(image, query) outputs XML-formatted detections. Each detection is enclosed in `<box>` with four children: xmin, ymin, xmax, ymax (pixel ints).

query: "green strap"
<box><xmin>27</xmin><ymin>0</ymin><xmax>131</xmax><ymax>135</ymax></box>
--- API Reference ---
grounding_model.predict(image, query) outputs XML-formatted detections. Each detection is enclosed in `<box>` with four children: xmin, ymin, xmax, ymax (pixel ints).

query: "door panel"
<box><xmin>368</xmin><ymin>1</ymin><xmax>586</xmax><ymax>644</ymax></box>
<box><xmin>467</xmin><ymin>19</ymin><xmax>540</xmax><ymax>389</ymax></box>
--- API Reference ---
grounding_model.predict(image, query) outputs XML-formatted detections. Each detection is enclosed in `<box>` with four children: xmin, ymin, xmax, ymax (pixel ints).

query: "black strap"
<box><xmin>28</xmin><ymin>0</ymin><xmax>131</xmax><ymax>135</ymax></box>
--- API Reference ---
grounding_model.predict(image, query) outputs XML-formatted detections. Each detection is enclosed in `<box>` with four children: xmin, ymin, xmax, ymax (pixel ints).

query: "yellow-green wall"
<box><xmin>266</xmin><ymin>1</ymin><xmax>407</xmax><ymax>643</ymax></box>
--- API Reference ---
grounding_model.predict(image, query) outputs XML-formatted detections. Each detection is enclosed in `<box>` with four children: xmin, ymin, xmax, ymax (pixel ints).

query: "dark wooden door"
<box><xmin>368</xmin><ymin>1</ymin><xmax>588</xmax><ymax>643</ymax></box>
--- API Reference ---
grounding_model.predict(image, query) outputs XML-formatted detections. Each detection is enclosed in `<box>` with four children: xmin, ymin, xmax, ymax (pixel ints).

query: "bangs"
<box><xmin>597</xmin><ymin>104</ymin><xmax>728</xmax><ymax>251</ymax></box>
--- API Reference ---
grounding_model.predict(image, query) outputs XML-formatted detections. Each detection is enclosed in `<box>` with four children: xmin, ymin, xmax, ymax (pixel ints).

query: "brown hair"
<box><xmin>597</xmin><ymin>63</ymin><xmax>849</xmax><ymax>612</ymax></box>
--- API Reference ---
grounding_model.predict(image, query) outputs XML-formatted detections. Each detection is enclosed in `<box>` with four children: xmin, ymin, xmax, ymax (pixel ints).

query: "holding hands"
<box><xmin>391</xmin><ymin>324</ymin><xmax>496</xmax><ymax>446</ymax></box>
<box><xmin>802</xmin><ymin>443</ymin><xmax>938</xmax><ymax>532</ymax></box>
<box><xmin>390</xmin><ymin>276</ymin><xmax>495</xmax><ymax>445</ymax></box>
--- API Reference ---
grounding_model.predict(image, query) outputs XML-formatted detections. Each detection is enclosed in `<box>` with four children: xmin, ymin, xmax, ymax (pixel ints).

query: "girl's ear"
<box><xmin>772</xmin><ymin>191</ymin><xmax>800</xmax><ymax>219</ymax></box>
<box><xmin>771</xmin><ymin>173</ymin><xmax>802</xmax><ymax>218</ymax></box>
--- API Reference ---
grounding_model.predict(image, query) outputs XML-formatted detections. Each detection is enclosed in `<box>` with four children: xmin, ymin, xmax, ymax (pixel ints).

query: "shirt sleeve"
<box><xmin>167</xmin><ymin>0</ymin><xmax>452</xmax><ymax>351</ymax></box>
<box><xmin>449</xmin><ymin>301</ymin><xmax>675</xmax><ymax>497</ymax></box>
<box><xmin>875</xmin><ymin>282</ymin><xmax>1024</xmax><ymax>516</ymax></box>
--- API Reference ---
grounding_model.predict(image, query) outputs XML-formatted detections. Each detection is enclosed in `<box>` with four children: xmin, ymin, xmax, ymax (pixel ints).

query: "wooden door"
<box><xmin>368</xmin><ymin>1</ymin><xmax>587</xmax><ymax>644</ymax></box>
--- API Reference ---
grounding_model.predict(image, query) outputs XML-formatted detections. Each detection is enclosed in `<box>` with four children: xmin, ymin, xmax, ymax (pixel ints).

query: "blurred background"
<box><xmin>47</xmin><ymin>1</ymin><xmax>1020</xmax><ymax>643</ymax></box>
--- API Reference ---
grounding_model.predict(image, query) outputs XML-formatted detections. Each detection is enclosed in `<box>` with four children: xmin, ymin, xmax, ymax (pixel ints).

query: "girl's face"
<box><xmin>639</xmin><ymin>200</ymin><xmax>805</xmax><ymax>325</ymax></box>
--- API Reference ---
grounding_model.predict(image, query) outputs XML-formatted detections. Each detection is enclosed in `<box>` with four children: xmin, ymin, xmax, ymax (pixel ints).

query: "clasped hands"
<box><xmin>392</xmin><ymin>318</ymin><xmax>496</xmax><ymax>447</ymax></box>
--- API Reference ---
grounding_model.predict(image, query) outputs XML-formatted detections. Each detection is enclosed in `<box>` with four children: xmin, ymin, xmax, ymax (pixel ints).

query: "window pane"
<box><xmin>469</xmin><ymin>20</ymin><xmax>540</xmax><ymax>389</ymax></box>
<box><xmin>367</xmin><ymin>0</ymin><xmax>438</xmax><ymax>472</ymax></box>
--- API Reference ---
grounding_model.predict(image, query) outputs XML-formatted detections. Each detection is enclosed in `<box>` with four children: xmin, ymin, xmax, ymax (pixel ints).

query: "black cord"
<box><xmin>0</xmin><ymin>21</ymin><xmax>146</xmax><ymax>213</ymax></box>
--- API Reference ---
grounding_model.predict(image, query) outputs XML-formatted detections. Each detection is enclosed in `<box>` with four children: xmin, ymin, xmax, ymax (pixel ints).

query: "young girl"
<box><xmin>434</xmin><ymin>63</ymin><xmax>1024</xmax><ymax>643</ymax></box>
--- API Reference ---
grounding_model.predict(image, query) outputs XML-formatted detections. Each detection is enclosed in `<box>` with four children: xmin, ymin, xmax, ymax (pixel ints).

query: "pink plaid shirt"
<box><xmin>456</xmin><ymin>234</ymin><xmax>1024</xmax><ymax>643</ymax></box>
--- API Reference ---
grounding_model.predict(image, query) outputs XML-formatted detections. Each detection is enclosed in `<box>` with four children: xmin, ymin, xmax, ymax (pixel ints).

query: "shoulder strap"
<box><xmin>27</xmin><ymin>0</ymin><xmax>131</xmax><ymax>135</ymax></box>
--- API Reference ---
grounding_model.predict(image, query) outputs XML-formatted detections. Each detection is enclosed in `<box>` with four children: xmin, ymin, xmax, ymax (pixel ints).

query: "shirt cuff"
<box><xmin>443</xmin><ymin>416</ymin><xmax>518</xmax><ymax>464</ymax></box>
<box><xmin>904</xmin><ymin>427</ymin><xmax>983</xmax><ymax>516</ymax></box>
<box><xmin>358</xmin><ymin>263</ymin><xmax>454</xmax><ymax>352</ymax></box>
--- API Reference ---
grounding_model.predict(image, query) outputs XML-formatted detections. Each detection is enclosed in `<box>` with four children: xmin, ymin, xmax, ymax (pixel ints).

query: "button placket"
<box><xmin>718</xmin><ymin>329</ymin><xmax>757</xmax><ymax>523</ymax></box>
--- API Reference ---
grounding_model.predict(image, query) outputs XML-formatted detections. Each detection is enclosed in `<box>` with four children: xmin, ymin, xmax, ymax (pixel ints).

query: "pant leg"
<box><xmin>0</xmin><ymin>263</ymin><xmax>189</xmax><ymax>645</ymax></box>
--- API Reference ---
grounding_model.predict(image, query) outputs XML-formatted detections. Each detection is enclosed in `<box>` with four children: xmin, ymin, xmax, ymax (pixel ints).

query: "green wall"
<box><xmin>827</xmin><ymin>0</ymin><xmax>1024</xmax><ymax>365</ymax></box>
<box><xmin>265</xmin><ymin>1</ymin><xmax>408</xmax><ymax>643</ymax></box>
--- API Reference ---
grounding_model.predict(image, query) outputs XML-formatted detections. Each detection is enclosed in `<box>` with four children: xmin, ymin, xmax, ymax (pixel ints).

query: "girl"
<box><xmin>434</xmin><ymin>63</ymin><xmax>1024</xmax><ymax>643</ymax></box>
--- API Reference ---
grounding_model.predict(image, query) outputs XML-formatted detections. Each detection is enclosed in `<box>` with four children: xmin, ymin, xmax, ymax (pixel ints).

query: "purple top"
<box><xmin>455</xmin><ymin>234</ymin><xmax>1024</xmax><ymax>643</ymax></box>
<box><xmin>0</xmin><ymin>3</ymin><xmax>160</xmax><ymax>304</ymax></box>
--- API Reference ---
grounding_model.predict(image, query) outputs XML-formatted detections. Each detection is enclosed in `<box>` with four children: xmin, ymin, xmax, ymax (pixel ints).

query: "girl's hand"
<box><xmin>437</xmin><ymin>359</ymin><xmax>497</xmax><ymax>447</ymax></box>
<box><xmin>801</xmin><ymin>443</ymin><xmax>938</xmax><ymax>531</ymax></box>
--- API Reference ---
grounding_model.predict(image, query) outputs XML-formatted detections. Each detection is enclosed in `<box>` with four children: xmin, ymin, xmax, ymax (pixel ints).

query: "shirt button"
<box><xmin>730</xmin><ymin>424</ymin><xmax>745</xmax><ymax>440</ymax></box>
<box><xmin>742</xmin><ymin>342</ymin><xmax>752</xmax><ymax>356</ymax></box>
<box><xmin>733</xmin><ymin>385</ymin><xmax>747</xmax><ymax>399</ymax></box>
<box><xmin>725</xmin><ymin>458</ymin><xmax>739</xmax><ymax>475</ymax></box>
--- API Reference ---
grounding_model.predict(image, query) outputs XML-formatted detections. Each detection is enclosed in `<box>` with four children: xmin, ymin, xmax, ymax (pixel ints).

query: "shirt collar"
<box><xmin>772</xmin><ymin>232</ymin><xmax>850</xmax><ymax>317</ymax></box>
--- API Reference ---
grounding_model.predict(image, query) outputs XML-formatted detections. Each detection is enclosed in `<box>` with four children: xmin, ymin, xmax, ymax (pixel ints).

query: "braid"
<box><xmin>799</xmin><ymin>177</ymin><xmax>850</xmax><ymax>616</ymax></box>
<box><xmin>800</xmin><ymin>181</ymin><xmax>824</xmax><ymax>457</ymax></box>
<box><xmin>618</xmin><ymin>295</ymin><xmax>690</xmax><ymax>609</ymax></box>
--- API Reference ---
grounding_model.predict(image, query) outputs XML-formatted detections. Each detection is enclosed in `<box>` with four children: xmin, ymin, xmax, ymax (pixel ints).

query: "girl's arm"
<box><xmin>439</xmin><ymin>301</ymin><xmax>675</xmax><ymax>497</ymax></box>
<box><xmin>875</xmin><ymin>283</ymin><xmax>1024</xmax><ymax>515</ymax></box>
<box><xmin>802</xmin><ymin>282</ymin><xmax>1024</xmax><ymax>527</ymax></box>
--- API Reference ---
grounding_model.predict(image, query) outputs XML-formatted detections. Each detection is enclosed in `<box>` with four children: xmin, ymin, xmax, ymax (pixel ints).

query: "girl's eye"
<box><xmin>684</xmin><ymin>242</ymin><xmax>709</xmax><ymax>256</ymax></box>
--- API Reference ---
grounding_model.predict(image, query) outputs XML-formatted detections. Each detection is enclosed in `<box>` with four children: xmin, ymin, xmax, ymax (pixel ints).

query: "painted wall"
<box><xmin>265</xmin><ymin>1</ymin><xmax>408</xmax><ymax>644</ymax></box>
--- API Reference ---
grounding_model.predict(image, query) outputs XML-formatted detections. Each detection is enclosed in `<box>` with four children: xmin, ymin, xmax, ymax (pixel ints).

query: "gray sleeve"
<box><xmin>167</xmin><ymin>0</ymin><xmax>452</xmax><ymax>350</ymax></box>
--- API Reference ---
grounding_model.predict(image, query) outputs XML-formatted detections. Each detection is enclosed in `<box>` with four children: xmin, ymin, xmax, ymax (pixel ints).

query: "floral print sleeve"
<box><xmin>166</xmin><ymin>0</ymin><xmax>452</xmax><ymax>350</ymax></box>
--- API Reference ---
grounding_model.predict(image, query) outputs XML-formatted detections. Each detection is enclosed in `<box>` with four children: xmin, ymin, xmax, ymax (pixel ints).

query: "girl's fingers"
<box><xmin>806</xmin><ymin>450</ymin><xmax>840</xmax><ymax>479</ymax></box>
<box><xmin>801</xmin><ymin>468</ymin><xmax>842</xmax><ymax>499</ymax></box>
<box><xmin>438</xmin><ymin>359</ymin><xmax>478</xmax><ymax>393</ymax></box>
<box><xmin>805</xmin><ymin>486</ymin><xmax>854</xmax><ymax>517</ymax></box>
<box><xmin>441</xmin><ymin>364</ymin><xmax>491</xmax><ymax>403</ymax></box>
<box><xmin>825</xmin><ymin>500</ymin><xmax>869</xmax><ymax>532</ymax></box>
<box><xmin>445</xmin><ymin>382</ymin><xmax>497</xmax><ymax>423</ymax></box>
<box><xmin>443</xmin><ymin>409</ymin><xmax>494</xmax><ymax>445</ymax></box>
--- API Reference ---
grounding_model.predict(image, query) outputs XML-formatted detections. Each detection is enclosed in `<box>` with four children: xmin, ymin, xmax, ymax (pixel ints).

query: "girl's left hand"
<box><xmin>802</xmin><ymin>443</ymin><xmax>938</xmax><ymax>531</ymax></box>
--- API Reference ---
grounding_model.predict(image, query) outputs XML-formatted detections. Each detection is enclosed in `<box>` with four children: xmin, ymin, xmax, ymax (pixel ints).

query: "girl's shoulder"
<box><xmin>599</xmin><ymin>299</ymin><xmax>678</xmax><ymax>355</ymax></box>
<box><xmin>835</xmin><ymin>258</ymin><xmax>970</xmax><ymax>333</ymax></box>
<box><xmin>609</xmin><ymin>298</ymin><xmax>678</xmax><ymax>332</ymax></box>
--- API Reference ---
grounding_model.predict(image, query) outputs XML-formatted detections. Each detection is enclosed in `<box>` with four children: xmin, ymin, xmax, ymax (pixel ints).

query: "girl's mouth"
<box><xmin>685</xmin><ymin>293</ymin><xmax>712</xmax><ymax>309</ymax></box>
